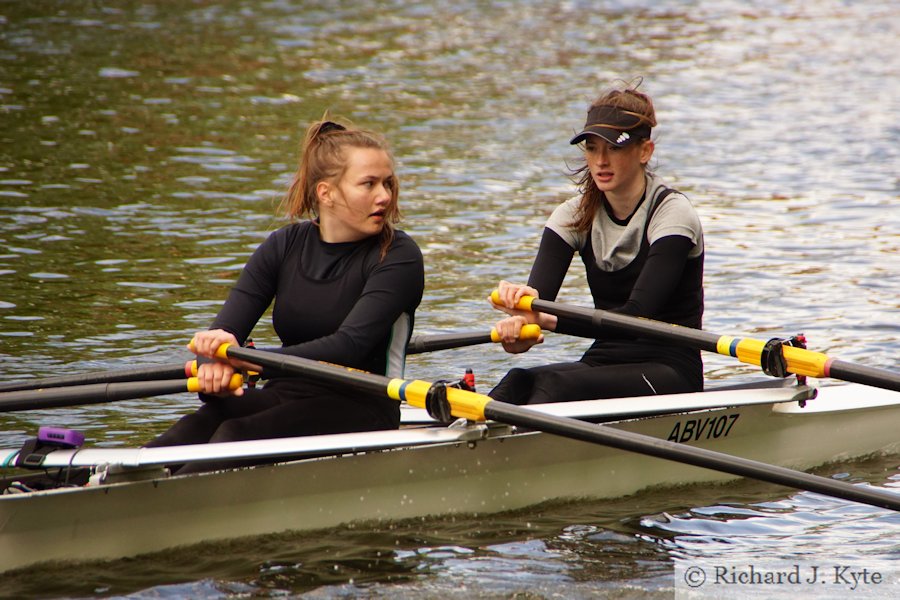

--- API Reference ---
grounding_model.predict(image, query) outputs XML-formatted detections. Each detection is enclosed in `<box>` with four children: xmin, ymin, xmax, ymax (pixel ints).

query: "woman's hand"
<box><xmin>188</xmin><ymin>329</ymin><xmax>253</xmax><ymax>396</ymax></box>
<box><xmin>491</xmin><ymin>280</ymin><xmax>539</xmax><ymax>316</ymax></box>
<box><xmin>494</xmin><ymin>314</ymin><xmax>544</xmax><ymax>354</ymax></box>
<box><xmin>195</xmin><ymin>360</ymin><xmax>244</xmax><ymax>396</ymax></box>
<box><xmin>488</xmin><ymin>280</ymin><xmax>557</xmax><ymax>331</ymax></box>
<box><xmin>189</xmin><ymin>329</ymin><xmax>239</xmax><ymax>359</ymax></box>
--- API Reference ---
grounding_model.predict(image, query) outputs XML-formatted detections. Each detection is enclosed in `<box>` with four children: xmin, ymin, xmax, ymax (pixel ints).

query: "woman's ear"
<box><xmin>316</xmin><ymin>180</ymin><xmax>333</xmax><ymax>208</ymax></box>
<box><xmin>639</xmin><ymin>139</ymin><xmax>655</xmax><ymax>165</ymax></box>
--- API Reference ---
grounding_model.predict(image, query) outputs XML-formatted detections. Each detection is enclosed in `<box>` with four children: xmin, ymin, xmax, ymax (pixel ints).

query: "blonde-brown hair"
<box><xmin>280</xmin><ymin>116</ymin><xmax>401</xmax><ymax>258</ymax></box>
<box><xmin>569</xmin><ymin>80</ymin><xmax>656</xmax><ymax>232</ymax></box>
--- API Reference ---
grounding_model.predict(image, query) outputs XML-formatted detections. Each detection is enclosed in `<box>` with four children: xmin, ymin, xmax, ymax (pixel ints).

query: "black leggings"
<box><xmin>146</xmin><ymin>379</ymin><xmax>399</xmax><ymax>474</ymax></box>
<box><xmin>488</xmin><ymin>361</ymin><xmax>697</xmax><ymax>405</ymax></box>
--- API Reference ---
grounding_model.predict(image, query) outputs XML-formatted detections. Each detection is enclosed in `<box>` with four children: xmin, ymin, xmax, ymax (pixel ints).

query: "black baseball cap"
<box><xmin>569</xmin><ymin>105</ymin><xmax>652</xmax><ymax>147</ymax></box>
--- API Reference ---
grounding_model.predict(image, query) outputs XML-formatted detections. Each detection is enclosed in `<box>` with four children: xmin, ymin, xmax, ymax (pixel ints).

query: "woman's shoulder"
<box><xmin>645</xmin><ymin>176</ymin><xmax>704</xmax><ymax>246</ymax></box>
<box><xmin>259</xmin><ymin>219</ymin><xmax>311</xmax><ymax>242</ymax></box>
<box><xmin>273</xmin><ymin>219</ymin><xmax>314</xmax><ymax>236</ymax></box>
<box><xmin>259</xmin><ymin>219</ymin><xmax>314</xmax><ymax>251</ymax></box>
<box><xmin>544</xmin><ymin>196</ymin><xmax>584</xmax><ymax>248</ymax></box>
<box><xmin>546</xmin><ymin>195</ymin><xmax>581</xmax><ymax>227</ymax></box>
<box><xmin>241</xmin><ymin>221</ymin><xmax>320</xmax><ymax>269</ymax></box>
<box><xmin>390</xmin><ymin>228</ymin><xmax>418</xmax><ymax>245</ymax></box>
<box><xmin>386</xmin><ymin>229</ymin><xmax>424</xmax><ymax>261</ymax></box>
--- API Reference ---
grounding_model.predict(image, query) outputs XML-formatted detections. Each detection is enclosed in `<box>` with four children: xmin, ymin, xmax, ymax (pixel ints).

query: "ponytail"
<box><xmin>280</xmin><ymin>116</ymin><xmax>401</xmax><ymax>258</ymax></box>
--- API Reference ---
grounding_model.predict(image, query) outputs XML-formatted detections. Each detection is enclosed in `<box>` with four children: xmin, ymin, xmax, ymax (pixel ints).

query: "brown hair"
<box><xmin>569</xmin><ymin>81</ymin><xmax>656</xmax><ymax>232</ymax></box>
<box><xmin>279</xmin><ymin>116</ymin><xmax>401</xmax><ymax>258</ymax></box>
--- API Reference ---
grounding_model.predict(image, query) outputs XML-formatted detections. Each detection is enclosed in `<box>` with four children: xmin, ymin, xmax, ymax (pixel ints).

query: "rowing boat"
<box><xmin>1</xmin><ymin>378</ymin><xmax>898</xmax><ymax>573</ymax></box>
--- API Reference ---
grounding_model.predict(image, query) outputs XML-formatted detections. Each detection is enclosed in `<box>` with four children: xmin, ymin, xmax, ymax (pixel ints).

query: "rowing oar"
<box><xmin>0</xmin><ymin>362</ymin><xmax>196</xmax><ymax>394</ymax></box>
<box><xmin>407</xmin><ymin>324</ymin><xmax>541</xmax><ymax>354</ymax></box>
<box><xmin>0</xmin><ymin>326</ymin><xmax>539</xmax><ymax>395</ymax></box>
<box><xmin>211</xmin><ymin>343</ymin><xmax>900</xmax><ymax>513</ymax></box>
<box><xmin>0</xmin><ymin>375</ymin><xmax>243</xmax><ymax>413</ymax></box>
<box><xmin>491</xmin><ymin>291</ymin><xmax>900</xmax><ymax>393</ymax></box>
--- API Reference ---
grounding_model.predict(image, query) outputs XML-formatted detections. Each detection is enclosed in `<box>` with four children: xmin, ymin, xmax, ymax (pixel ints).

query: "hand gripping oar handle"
<box><xmin>213</xmin><ymin>343</ymin><xmax>900</xmax><ymax>512</ymax></box>
<box><xmin>0</xmin><ymin>374</ymin><xmax>243</xmax><ymax>413</ymax></box>
<box><xmin>406</xmin><ymin>324</ymin><xmax>542</xmax><ymax>354</ymax></box>
<box><xmin>491</xmin><ymin>291</ymin><xmax>900</xmax><ymax>392</ymax></box>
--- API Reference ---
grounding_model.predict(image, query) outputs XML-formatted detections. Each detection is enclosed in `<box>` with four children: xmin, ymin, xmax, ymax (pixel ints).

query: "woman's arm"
<box><xmin>550</xmin><ymin>235</ymin><xmax>694</xmax><ymax>338</ymax></box>
<box><xmin>491</xmin><ymin>228</ymin><xmax>574</xmax><ymax>352</ymax></box>
<box><xmin>188</xmin><ymin>231</ymin><xmax>286</xmax><ymax>395</ymax></box>
<box><xmin>617</xmin><ymin>234</ymin><xmax>693</xmax><ymax>317</ymax></box>
<box><xmin>210</xmin><ymin>232</ymin><xmax>284</xmax><ymax>344</ymax></box>
<box><xmin>526</xmin><ymin>228</ymin><xmax>575</xmax><ymax>302</ymax></box>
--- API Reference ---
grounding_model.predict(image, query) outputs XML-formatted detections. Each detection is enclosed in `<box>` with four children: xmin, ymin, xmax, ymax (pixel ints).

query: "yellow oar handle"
<box><xmin>185</xmin><ymin>373</ymin><xmax>244</xmax><ymax>393</ymax></box>
<box><xmin>490</xmin><ymin>290</ymin><xmax>536</xmax><ymax>311</ymax></box>
<box><xmin>213</xmin><ymin>342</ymin><xmax>232</xmax><ymax>360</ymax></box>
<box><xmin>490</xmin><ymin>323</ymin><xmax>541</xmax><ymax>342</ymax></box>
<box><xmin>188</xmin><ymin>340</ymin><xmax>236</xmax><ymax>361</ymax></box>
<box><xmin>716</xmin><ymin>336</ymin><xmax>830</xmax><ymax>378</ymax></box>
<box><xmin>187</xmin><ymin>341</ymin><xmax>259</xmax><ymax>379</ymax></box>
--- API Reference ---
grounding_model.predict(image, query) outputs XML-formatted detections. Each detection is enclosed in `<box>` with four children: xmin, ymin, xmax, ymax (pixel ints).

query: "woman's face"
<box><xmin>317</xmin><ymin>147</ymin><xmax>395</xmax><ymax>243</ymax></box>
<box><xmin>583</xmin><ymin>137</ymin><xmax>653</xmax><ymax>197</ymax></box>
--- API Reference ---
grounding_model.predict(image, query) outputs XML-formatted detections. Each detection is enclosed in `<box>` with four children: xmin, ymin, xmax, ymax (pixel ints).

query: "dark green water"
<box><xmin>1</xmin><ymin>1</ymin><xmax>898</xmax><ymax>597</ymax></box>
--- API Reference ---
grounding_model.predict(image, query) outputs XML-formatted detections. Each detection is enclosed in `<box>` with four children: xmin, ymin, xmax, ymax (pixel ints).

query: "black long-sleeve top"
<box><xmin>212</xmin><ymin>221</ymin><xmax>424</xmax><ymax>377</ymax></box>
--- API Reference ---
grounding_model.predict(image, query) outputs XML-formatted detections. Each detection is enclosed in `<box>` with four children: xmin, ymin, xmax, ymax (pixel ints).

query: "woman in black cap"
<box><xmin>488</xmin><ymin>80</ymin><xmax>705</xmax><ymax>404</ymax></box>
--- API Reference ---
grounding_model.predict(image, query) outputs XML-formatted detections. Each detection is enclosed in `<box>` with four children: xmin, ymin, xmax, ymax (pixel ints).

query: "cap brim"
<box><xmin>569</xmin><ymin>128</ymin><xmax>637</xmax><ymax>147</ymax></box>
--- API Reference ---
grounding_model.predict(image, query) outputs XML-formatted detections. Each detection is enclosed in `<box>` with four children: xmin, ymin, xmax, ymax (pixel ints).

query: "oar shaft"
<box><xmin>0</xmin><ymin>375</ymin><xmax>242</xmax><ymax>413</ymax></box>
<box><xmin>4</xmin><ymin>325</ymin><xmax>537</xmax><ymax>396</ymax></box>
<box><xmin>827</xmin><ymin>359</ymin><xmax>900</xmax><ymax>392</ymax></box>
<box><xmin>407</xmin><ymin>332</ymin><xmax>490</xmax><ymax>354</ymax></box>
<box><xmin>502</xmin><ymin>293</ymin><xmax>900</xmax><ymax>393</ymax></box>
<box><xmin>219</xmin><ymin>344</ymin><xmax>900</xmax><ymax>512</ymax></box>
<box><xmin>224</xmin><ymin>346</ymin><xmax>391</xmax><ymax>394</ymax></box>
<box><xmin>0</xmin><ymin>381</ymin><xmax>189</xmax><ymax>412</ymax></box>
<box><xmin>529</xmin><ymin>298</ymin><xmax>720</xmax><ymax>352</ymax></box>
<box><xmin>406</xmin><ymin>324</ymin><xmax>541</xmax><ymax>354</ymax></box>
<box><xmin>484</xmin><ymin>402</ymin><xmax>900</xmax><ymax>512</ymax></box>
<box><xmin>0</xmin><ymin>362</ymin><xmax>194</xmax><ymax>393</ymax></box>
<box><xmin>220</xmin><ymin>345</ymin><xmax>490</xmax><ymax>421</ymax></box>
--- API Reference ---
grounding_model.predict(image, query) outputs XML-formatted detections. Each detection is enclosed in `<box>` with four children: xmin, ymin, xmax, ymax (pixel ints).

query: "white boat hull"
<box><xmin>1</xmin><ymin>382</ymin><xmax>899</xmax><ymax>572</ymax></box>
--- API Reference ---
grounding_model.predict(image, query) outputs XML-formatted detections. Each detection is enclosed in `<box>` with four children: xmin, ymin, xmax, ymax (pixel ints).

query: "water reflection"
<box><xmin>0</xmin><ymin>0</ymin><xmax>898</xmax><ymax>597</ymax></box>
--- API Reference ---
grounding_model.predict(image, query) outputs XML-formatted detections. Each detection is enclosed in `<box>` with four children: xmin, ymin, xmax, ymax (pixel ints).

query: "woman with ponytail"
<box><xmin>147</xmin><ymin>117</ymin><xmax>424</xmax><ymax>472</ymax></box>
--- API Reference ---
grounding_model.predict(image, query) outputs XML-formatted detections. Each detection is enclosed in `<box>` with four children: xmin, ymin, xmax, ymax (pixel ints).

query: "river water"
<box><xmin>1</xmin><ymin>0</ymin><xmax>898</xmax><ymax>597</ymax></box>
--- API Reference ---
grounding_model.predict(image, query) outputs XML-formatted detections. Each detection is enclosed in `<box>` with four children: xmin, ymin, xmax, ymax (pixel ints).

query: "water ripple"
<box><xmin>0</xmin><ymin>0</ymin><xmax>897</xmax><ymax>597</ymax></box>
